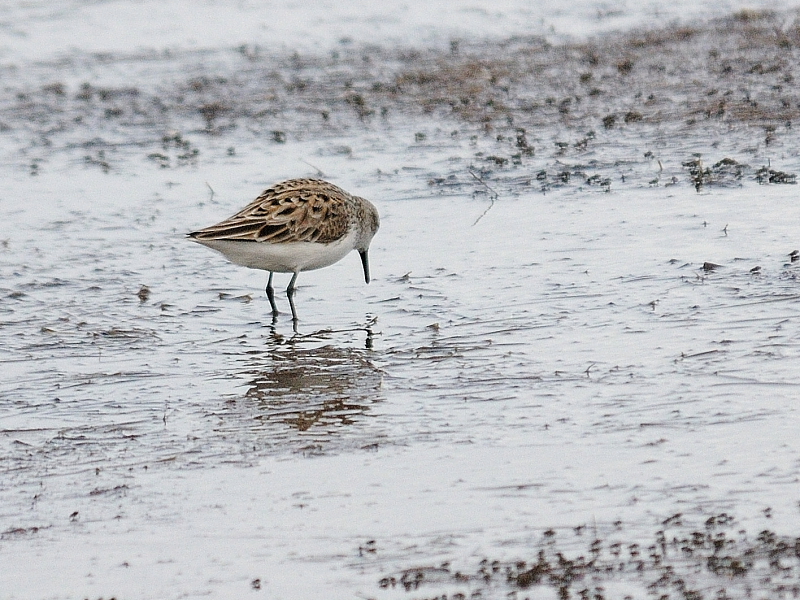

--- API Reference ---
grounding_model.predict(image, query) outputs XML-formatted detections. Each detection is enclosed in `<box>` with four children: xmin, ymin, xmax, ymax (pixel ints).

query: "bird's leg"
<box><xmin>286</xmin><ymin>272</ymin><xmax>299</xmax><ymax>324</ymax></box>
<box><xmin>265</xmin><ymin>272</ymin><xmax>279</xmax><ymax>316</ymax></box>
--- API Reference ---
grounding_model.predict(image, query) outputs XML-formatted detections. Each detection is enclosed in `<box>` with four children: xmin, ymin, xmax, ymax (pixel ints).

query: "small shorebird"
<box><xmin>189</xmin><ymin>178</ymin><xmax>380</xmax><ymax>323</ymax></box>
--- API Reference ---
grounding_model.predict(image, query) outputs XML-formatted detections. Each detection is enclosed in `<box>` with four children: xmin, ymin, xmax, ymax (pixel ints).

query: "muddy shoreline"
<box><xmin>2</xmin><ymin>10</ymin><xmax>799</xmax><ymax>188</ymax></box>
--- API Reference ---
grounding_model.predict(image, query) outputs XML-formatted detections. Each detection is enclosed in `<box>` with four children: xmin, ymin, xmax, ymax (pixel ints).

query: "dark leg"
<box><xmin>286</xmin><ymin>272</ymin><xmax>299</xmax><ymax>324</ymax></box>
<box><xmin>365</xmin><ymin>325</ymin><xmax>374</xmax><ymax>350</ymax></box>
<box><xmin>265</xmin><ymin>272</ymin><xmax>279</xmax><ymax>315</ymax></box>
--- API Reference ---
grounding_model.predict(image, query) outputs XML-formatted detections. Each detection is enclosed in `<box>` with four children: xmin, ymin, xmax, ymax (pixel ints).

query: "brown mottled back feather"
<box><xmin>189</xmin><ymin>179</ymin><xmax>352</xmax><ymax>244</ymax></box>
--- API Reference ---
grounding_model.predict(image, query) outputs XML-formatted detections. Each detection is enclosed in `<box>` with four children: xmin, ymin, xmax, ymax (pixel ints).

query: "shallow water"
<box><xmin>2</xmin><ymin>3</ymin><xmax>800</xmax><ymax>599</ymax></box>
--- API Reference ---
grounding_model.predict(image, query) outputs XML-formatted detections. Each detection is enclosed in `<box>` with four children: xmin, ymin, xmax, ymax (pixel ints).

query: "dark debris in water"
<box><xmin>379</xmin><ymin>515</ymin><xmax>800</xmax><ymax>600</ymax></box>
<box><xmin>680</xmin><ymin>155</ymin><xmax>796</xmax><ymax>190</ymax></box>
<box><xmin>755</xmin><ymin>166</ymin><xmax>797</xmax><ymax>185</ymax></box>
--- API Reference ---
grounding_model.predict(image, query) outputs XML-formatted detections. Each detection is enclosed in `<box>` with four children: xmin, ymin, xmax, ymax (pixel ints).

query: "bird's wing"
<box><xmin>189</xmin><ymin>179</ymin><xmax>350</xmax><ymax>244</ymax></box>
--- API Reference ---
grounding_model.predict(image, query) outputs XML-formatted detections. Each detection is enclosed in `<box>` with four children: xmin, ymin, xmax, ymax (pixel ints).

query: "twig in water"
<box><xmin>300</xmin><ymin>159</ymin><xmax>325</xmax><ymax>177</ymax></box>
<box><xmin>290</xmin><ymin>316</ymin><xmax>379</xmax><ymax>341</ymax></box>
<box><xmin>469</xmin><ymin>168</ymin><xmax>499</xmax><ymax>226</ymax></box>
<box><xmin>290</xmin><ymin>323</ymin><xmax>379</xmax><ymax>342</ymax></box>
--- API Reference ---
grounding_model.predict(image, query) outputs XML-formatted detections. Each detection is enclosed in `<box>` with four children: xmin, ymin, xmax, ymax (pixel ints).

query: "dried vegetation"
<box><xmin>379</xmin><ymin>514</ymin><xmax>800</xmax><ymax>600</ymax></box>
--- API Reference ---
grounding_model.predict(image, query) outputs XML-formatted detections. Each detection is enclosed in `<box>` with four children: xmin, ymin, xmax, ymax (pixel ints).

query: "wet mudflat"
<box><xmin>1</xmin><ymin>5</ymin><xmax>800</xmax><ymax>599</ymax></box>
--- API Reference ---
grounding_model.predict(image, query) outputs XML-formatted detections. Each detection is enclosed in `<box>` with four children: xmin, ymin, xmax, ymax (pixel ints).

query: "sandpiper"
<box><xmin>189</xmin><ymin>178</ymin><xmax>380</xmax><ymax>323</ymax></box>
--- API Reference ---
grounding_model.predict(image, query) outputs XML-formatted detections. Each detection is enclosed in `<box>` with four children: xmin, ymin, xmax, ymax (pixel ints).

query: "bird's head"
<box><xmin>356</xmin><ymin>198</ymin><xmax>380</xmax><ymax>284</ymax></box>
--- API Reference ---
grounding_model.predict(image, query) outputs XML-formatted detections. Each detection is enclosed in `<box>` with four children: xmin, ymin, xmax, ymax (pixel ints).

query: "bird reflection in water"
<box><xmin>241</xmin><ymin>342</ymin><xmax>382</xmax><ymax>439</ymax></box>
